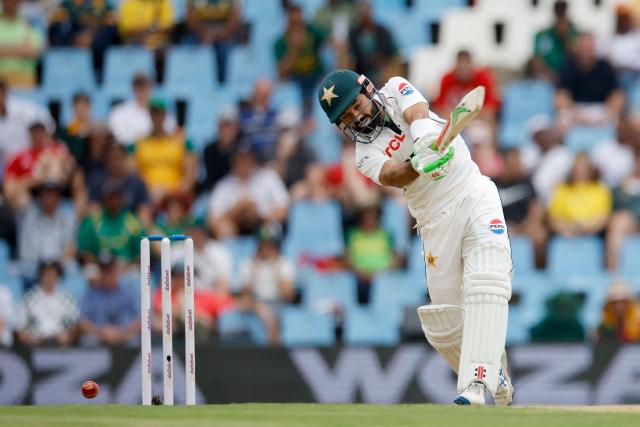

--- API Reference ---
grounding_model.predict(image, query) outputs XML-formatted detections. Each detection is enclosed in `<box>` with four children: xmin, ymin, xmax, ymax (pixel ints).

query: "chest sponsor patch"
<box><xmin>489</xmin><ymin>218</ymin><xmax>506</xmax><ymax>235</ymax></box>
<box><xmin>399</xmin><ymin>82</ymin><xmax>414</xmax><ymax>96</ymax></box>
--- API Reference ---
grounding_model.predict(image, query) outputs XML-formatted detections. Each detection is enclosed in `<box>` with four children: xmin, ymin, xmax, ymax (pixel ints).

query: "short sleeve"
<box><xmin>354</xmin><ymin>142</ymin><xmax>389</xmax><ymax>185</ymax></box>
<box><xmin>385</xmin><ymin>77</ymin><xmax>429</xmax><ymax>113</ymax></box>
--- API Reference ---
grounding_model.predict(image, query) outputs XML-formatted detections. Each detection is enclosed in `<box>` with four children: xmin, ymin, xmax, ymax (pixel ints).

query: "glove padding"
<box><xmin>411</xmin><ymin>130</ymin><xmax>455</xmax><ymax>181</ymax></box>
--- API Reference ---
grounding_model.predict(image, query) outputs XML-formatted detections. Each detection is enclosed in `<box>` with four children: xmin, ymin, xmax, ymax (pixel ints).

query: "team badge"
<box><xmin>321</xmin><ymin>85</ymin><xmax>339</xmax><ymax>106</ymax></box>
<box><xmin>489</xmin><ymin>219</ymin><xmax>506</xmax><ymax>235</ymax></box>
<box><xmin>399</xmin><ymin>82</ymin><xmax>414</xmax><ymax>96</ymax></box>
<box><xmin>427</xmin><ymin>251</ymin><xmax>438</xmax><ymax>268</ymax></box>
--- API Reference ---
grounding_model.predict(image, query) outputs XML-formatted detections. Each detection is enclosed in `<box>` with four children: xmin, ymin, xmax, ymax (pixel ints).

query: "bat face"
<box><xmin>434</xmin><ymin>86</ymin><xmax>485</xmax><ymax>155</ymax></box>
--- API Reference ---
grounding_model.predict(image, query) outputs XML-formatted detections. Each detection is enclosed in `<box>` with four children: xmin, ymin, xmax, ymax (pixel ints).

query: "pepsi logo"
<box><xmin>399</xmin><ymin>82</ymin><xmax>414</xmax><ymax>96</ymax></box>
<box><xmin>489</xmin><ymin>219</ymin><xmax>506</xmax><ymax>235</ymax></box>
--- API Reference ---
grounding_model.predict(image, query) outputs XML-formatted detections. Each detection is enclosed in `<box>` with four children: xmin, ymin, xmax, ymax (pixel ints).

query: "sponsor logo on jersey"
<box><xmin>356</xmin><ymin>155</ymin><xmax>369</xmax><ymax>169</ymax></box>
<box><xmin>489</xmin><ymin>219</ymin><xmax>506</xmax><ymax>235</ymax></box>
<box><xmin>399</xmin><ymin>82</ymin><xmax>414</xmax><ymax>96</ymax></box>
<box><xmin>384</xmin><ymin>133</ymin><xmax>405</xmax><ymax>157</ymax></box>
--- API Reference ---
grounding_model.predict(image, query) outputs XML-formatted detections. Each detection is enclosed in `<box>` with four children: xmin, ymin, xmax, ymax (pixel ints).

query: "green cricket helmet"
<box><xmin>317</xmin><ymin>69</ymin><xmax>384</xmax><ymax>144</ymax></box>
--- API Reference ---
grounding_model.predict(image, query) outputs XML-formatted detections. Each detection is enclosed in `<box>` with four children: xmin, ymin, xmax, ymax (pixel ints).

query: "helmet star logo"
<box><xmin>321</xmin><ymin>85</ymin><xmax>339</xmax><ymax>106</ymax></box>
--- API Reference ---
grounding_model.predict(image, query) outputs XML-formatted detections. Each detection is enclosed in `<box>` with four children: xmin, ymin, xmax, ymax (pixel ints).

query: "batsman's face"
<box><xmin>340</xmin><ymin>93</ymin><xmax>375</xmax><ymax>133</ymax></box>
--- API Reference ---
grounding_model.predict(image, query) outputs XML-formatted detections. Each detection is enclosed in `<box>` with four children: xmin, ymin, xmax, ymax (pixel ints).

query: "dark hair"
<box><xmin>38</xmin><ymin>260</ymin><xmax>63</xmax><ymax>278</ymax></box>
<box><xmin>0</xmin><ymin>79</ymin><xmax>7</xmax><ymax>92</ymax></box>
<box><xmin>72</xmin><ymin>91</ymin><xmax>90</xmax><ymax>104</ymax></box>
<box><xmin>457</xmin><ymin>50</ymin><xmax>471</xmax><ymax>61</ymax></box>
<box><xmin>553</xmin><ymin>1</ymin><xmax>568</xmax><ymax>18</ymax></box>
<box><xmin>568</xmin><ymin>152</ymin><xmax>599</xmax><ymax>184</ymax></box>
<box><xmin>29</xmin><ymin>121</ymin><xmax>47</xmax><ymax>132</ymax></box>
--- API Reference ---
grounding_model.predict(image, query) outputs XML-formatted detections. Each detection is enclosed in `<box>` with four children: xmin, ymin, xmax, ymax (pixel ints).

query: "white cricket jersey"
<box><xmin>354</xmin><ymin>77</ymin><xmax>487</xmax><ymax>228</ymax></box>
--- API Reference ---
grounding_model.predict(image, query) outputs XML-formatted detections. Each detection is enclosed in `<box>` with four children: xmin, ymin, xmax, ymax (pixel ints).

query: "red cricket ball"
<box><xmin>82</xmin><ymin>380</ymin><xmax>100</xmax><ymax>399</ymax></box>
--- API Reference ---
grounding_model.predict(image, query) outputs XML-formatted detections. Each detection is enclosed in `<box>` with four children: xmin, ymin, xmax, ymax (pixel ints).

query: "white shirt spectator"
<box><xmin>18</xmin><ymin>202</ymin><xmax>75</xmax><ymax>266</ymax></box>
<box><xmin>0</xmin><ymin>284</ymin><xmax>15</xmax><ymax>346</ymax></box>
<box><xmin>598</xmin><ymin>30</ymin><xmax>640</xmax><ymax>72</ymax></box>
<box><xmin>590</xmin><ymin>139</ymin><xmax>634</xmax><ymax>188</ymax></box>
<box><xmin>0</xmin><ymin>96</ymin><xmax>54</xmax><ymax>167</ymax></box>
<box><xmin>521</xmin><ymin>143</ymin><xmax>575</xmax><ymax>204</ymax></box>
<box><xmin>108</xmin><ymin>100</ymin><xmax>176</xmax><ymax>145</ymax></box>
<box><xmin>209</xmin><ymin>168</ymin><xmax>289</xmax><ymax>219</ymax></box>
<box><xmin>18</xmin><ymin>285</ymin><xmax>79</xmax><ymax>340</ymax></box>
<box><xmin>239</xmin><ymin>256</ymin><xmax>295</xmax><ymax>303</ymax></box>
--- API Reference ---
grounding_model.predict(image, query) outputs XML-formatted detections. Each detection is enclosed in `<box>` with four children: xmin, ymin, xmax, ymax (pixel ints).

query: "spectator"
<box><xmin>275</xmin><ymin>4</ymin><xmax>325</xmax><ymax>110</ymax></box>
<box><xmin>0</xmin><ymin>0</ymin><xmax>45</xmax><ymax>88</ymax></box>
<box><xmin>231</xmin><ymin>287</ymin><xmax>279</xmax><ymax>345</ymax></box>
<box><xmin>0</xmin><ymin>189</ymin><xmax>17</xmax><ymax>252</ymax></box>
<box><xmin>237</xmin><ymin>79</ymin><xmax>279</xmax><ymax>163</ymax></box>
<box><xmin>271</xmin><ymin>108</ymin><xmax>317</xmax><ymax>188</ymax></box>
<box><xmin>48</xmin><ymin>0</ymin><xmax>118</xmax><ymax>72</ymax></box>
<box><xmin>182</xmin><ymin>220</ymin><xmax>232</xmax><ymax>293</ymax></box>
<box><xmin>79</xmin><ymin>254</ymin><xmax>139</xmax><ymax>346</ymax></box>
<box><xmin>346</xmin><ymin>204</ymin><xmax>402</xmax><ymax>304</ymax></box>
<box><xmin>57</xmin><ymin>92</ymin><xmax>93</xmax><ymax>164</ymax></box>
<box><xmin>3</xmin><ymin>121</ymin><xmax>74</xmax><ymax>210</ymax></box>
<box><xmin>87</xmin><ymin>142</ymin><xmax>152</xmax><ymax>227</ymax></box>
<box><xmin>606</xmin><ymin>148</ymin><xmax>640</xmax><ymax>270</ymax></box>
<box><xmin>597</xmin><ymin>4</ymin><xmax>640</xmax><ymax>93</ymax></box>
<box><xmin>79</xmin><ymin>123</ymin><xmax>111</xmax><ymax>183</ymax></box>
<box><xmin>131</xmin><ymin>97</ymin><xmax>197</xmax><ymax>204</ymax></box>
<box><xmin>432</xmin><ymin>50</ymin><xmax>500</xmax><ymax>119</ymax></box>
<box><xmin>466</xmin><ymin>119</ymin><xmax>503</xmax><ymax>178</ymax></box>
<box><xmin>199</xmin><ymin>105</ymin><xmax>240</xmax><ymax>193</ymax></box>
<box><xmin>314</xmin><ymin>0</ymin><xmax>357</xmax><ymax>40</ymax></box>
<box><xmin>108</xmin><ymin>73</ymin><xmax>176</xmax><ymax>145</ymax></box>
<box><xmin>0</xmin><ymin>281</ymin><xmax>15</xmax><ymax>346</ymax></box>
<box><xmin>534</xmin><ymin>0</ymin><xmax>578</xmax><ymax>74</ymax></box>
<box><xmin>118</xmin><ymin>0</ymin><xmax>174</xmax><ymax>50</ymax></box>
<box><xmin>530</xmin><ymin>292</ymin><xmax>585</xmax><ymax>342</ymax></box>
<box><xmin>77</xmin><ymin>179</ymin><xmax>143</xmax><ymax>264</ymax></box>
<box><xmin>177</xmin><ymin>0</ymin><xmax>248</xmax><ymax>82</ymax></box>
<box><xmin>153</xmin><ymin>262</ymin><xmax>232</xmax><ymax>343</ymax></box>
<box><xmin>17</xmin><ymin>182</ymin><xmax>76</xmax><ymax>281</ymax></box>
<box><xmin>591</xmin><ymin>117</ymin><xmax>638</xmax><ymax>188</ymax></box>
<box><xmin>348</xmin><ymin>0</ymin><xmax>398</xmax><ymax>86</ymax></box>
<box><xmin>239</xmin><ymin>224</ymin><xmax>295</xmax><ymax>308</ymax></box>
<box><xmin>153</xmin><ymin>192</ymin><xmax>194</xmax><ymax>237</ymax></box>
<box><xmin>548</xmin><ymin>152</ymin><xmax>612</xmax><ymax>237</ymax></box>
<box><xmin>495</xmin><ymin>148</ymin><xmax>548</xmax><ymax>268</ymax></box>
<box><xmin>598</xmin><ymin>281</ymin><xmax>640</xmax><ymax>343</ymax></box>
<box><xmin>290</xmin><ymin>163</ymin><xmax>333</xmax><ymax>202</ymax></box>
<box><xmin>556</xmin><ymin>32</ymin><xmax>625</xmax><ymax>127</ymax></box>
<box><xmin>521</xmin><ymin>115</ymin><xmax>574</xmax><ymax>204</ymax></box>
<box><xmin>16</xmin><ymin>260</ymin><xmax>78</xmax><ymax>347</ymax></box>
<box><xmin>0</xmin><ymin>79</ymin><xmax>55</xmax><ymax>168</ymax></box>
<box><xmin>208</xmin><ymin>147</ymin><xmax>289</xmax><ymax>238</ymax></box>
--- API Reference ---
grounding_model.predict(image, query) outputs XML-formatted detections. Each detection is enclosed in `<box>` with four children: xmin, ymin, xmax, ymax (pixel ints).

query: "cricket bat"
<box><xmin>432</xmin><ymin>86</ymin><xmax>485</xmax><ymax>155</ymax></box>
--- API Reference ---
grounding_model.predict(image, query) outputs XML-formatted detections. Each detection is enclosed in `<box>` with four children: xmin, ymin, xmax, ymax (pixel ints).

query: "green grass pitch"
<box><xmin>1</xmin><ymin>404</ymin><xmax>638</xmax><ymax>427</ymax></box>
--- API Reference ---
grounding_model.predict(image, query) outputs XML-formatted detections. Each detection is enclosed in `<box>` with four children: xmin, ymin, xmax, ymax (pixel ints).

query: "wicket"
<box><xmin>140</xmin><ymin>234</ymin><xmax>196</xmax><ymax>406</ymax></box>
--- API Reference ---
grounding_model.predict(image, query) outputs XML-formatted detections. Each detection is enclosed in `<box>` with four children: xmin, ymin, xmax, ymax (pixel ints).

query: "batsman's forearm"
<box><xmin>379</xmin><ymin>160</ymin><xmax>418</xmax><ymax>188</ymax></box>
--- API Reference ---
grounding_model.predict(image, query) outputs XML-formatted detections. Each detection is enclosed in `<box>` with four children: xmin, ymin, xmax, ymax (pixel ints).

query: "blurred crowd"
<box><xmin>1</xmin><ymin>0</ymin><xmax>640</xmax><ymax>348</ymax></box>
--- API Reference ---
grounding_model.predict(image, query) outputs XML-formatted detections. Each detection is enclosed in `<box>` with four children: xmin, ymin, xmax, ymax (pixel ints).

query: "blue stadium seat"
<box><xmin>564</xmin><ymin>125</ymin><xmax>616</xmax><ymax>152</ymax></box>
<box><xmin>499</xmin><ymin>80</ymin><xmax>554</xmax><ymax>147</ymax></box>
<box><xmin>226</xmin><ymin>46</ymin><xmax>276</xmax><ymax>99</ymax></box>
<box><xmin>9</xmin><ymin>89</ymin><xmax>46</xmax><ymax>107</ymax></box>
<box><xmin>630</xmin><ymin>83</ymin><xmax>640</xmax><ymax>115</ymax></box>
<box><xmin>304</xmin><ymin>271</ymin><xmax>357</xmax><ymax>311</ymax></box>
<box><xmin>371</xmin><ymin>0</ymin><xmax>406</xmax><ymax>14</ymax></box>
<box><xmin>0</xmin><ymin>273</ymin><xmax>23</xmax><ymax>301</ymax></box>
<box><xmin>185</xmin><ymin>94</ymin><xmax>220</xmax><ymax>148</ymax></box>
<box><xmin>280</xmin><ymin>306</ymin><xmax>335</xmax><ymax>346</ymax></box>
<box><xmin>222</xmin><ymin>237</ymin><xmax>258</xmax><ymax>291</ymax></box>
<box><xmin>308</xmin><ymin>105</ymin><xmax>342</xmax><ymax>163</ymax></box>
<box><xmin>344</xmin><ymin>307</ymin><xmax>400</xmax><ymax>346</ymax></box>
<box><xmin>620</xmin><ymin>236</ymin><xmax>640</xmax><ymax>278</ymax></box>
<box><xmin>297</xmin><ymin>0</ymin><xmax>325</xmax><ymax>19</ymax></box>
<box><xmin>414</xmin><ymin>0</ymin><xmax>468</xmax><ymax>22</ymax></box>
<box><xmin>408</xmin><ymin>235</ymin><xmax>426</xmax><ymax>279</ymax></box>
<box><xmin>508</xmin><ymin>274</ymin><xmax>554</xmax><ymax>344</ymax></box>
<box><xmin>510</xmin><ymin>235</ymin><xmax>535</xmax><ymax>275</ymax></box>
<box><xmin>375</xmin><ymin>12</ymin><xmax>429</xmax><ymax>59</ymax></box>
<box><xmin>242</xmin><ymin>0</ymin><xmax>283</xmax><ymax>23</ymax></box>
<box><xmin>164</xmin><ymin>46</ymin><xmax>217</xmax><ymax>98</ymax></box>
<box><xmin>381</xmin><ymin>197</ymin><xmax>410</xmax><ymax>253</ymax></box>
<box><xmin>42</xmin><ymin>48</ymin><xmax>96</xmax><ymax>99</ymax></box>
<box><xmin>218</xmin><ymin>309</ymin><xmax>268</xmax><ymax>345</ymax></box>
<box><xmin>547</xmin><ymin>236</ymin><xmax>605</xmax><ymax>281</ymax></box>
<box><xmin>61</xmin><ymin>272</ymin><xmax>88</xmax><ymax>303</ymax></box>
<box><xmin>370</xmin><ymin>270</ymin><xmax>426</xmax><ymax>324</ymax></box>
<box><xmin>0</xmin><ymin>240</ymin><xmax>10</xmax><ymax>273</ymax></box>
<box><xmin>103</xmin><ymin>47</ymin><xmax>154</xmax><ymax>100</ymax></box>
<box><xmin>271</xmin><ymin>82</ymin><xmax>303</xmax><ymax>110</ymax></box>
<box><xmin>284</xmin><ymin>201</ymin><xmax>344</xmax><ymax>260</ymax></box>
<box><xmin>60</xmin><ymin>90</ymin><xmax>110</xmax><ymax>125</ymax></box>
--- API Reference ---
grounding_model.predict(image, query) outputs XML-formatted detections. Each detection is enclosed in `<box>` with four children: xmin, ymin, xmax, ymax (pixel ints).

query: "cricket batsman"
<box><xmin>317</xmin><ymin>69</ymin><xmax>514</xmax><ymax>405</ymax></box>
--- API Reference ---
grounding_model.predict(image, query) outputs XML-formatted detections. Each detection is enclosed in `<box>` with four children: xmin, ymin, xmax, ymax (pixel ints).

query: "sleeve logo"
<box><xmin>399</xmin><ymin>82</ymin><xmax>414</xmax><ymax>96</ymax></box>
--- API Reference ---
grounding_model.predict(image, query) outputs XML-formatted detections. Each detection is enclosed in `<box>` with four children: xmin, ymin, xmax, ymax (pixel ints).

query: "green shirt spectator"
<box><xmin>0</xmin><ymin>0</ymin><xmax>44</xmax><ymax>88</ymax></box>
<box><xmin>347</xmin><ymin>228</ymin><xmax>394</xmax><ymax>274</ymax></box>
<box><xmin>533</xmin><ymin>0</ymin><xmax>578</xmax><ymax>73</ymax></box>
<box><xmin>275</xmin><ymin>9</ymin><xmax>325</xmax><ymax>79</ymax></box>
<box><xmin>77</xmin><ymin>180</ymin><xmax>143</xmax><ymax>263</ymax></box>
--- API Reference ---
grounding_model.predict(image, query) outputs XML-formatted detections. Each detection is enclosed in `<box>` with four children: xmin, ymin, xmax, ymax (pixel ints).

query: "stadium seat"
<box><xmin>60</xmin><ymin>90</ymin><xmax>110</xmax><ymax>125</ymax></box>
<box><xmin>218</xmin><ymin>309</ymin><xmax>269</xmax><ymax>345</ymax></box>
<box><xmin>309</xmin><ymin>103</ymin><xmax>342</xmax><ymax>163</ymax></box>
<box><xmin>61</xmin><ymin>272</ymin><xmax>89</xmax><ymax>303</ymax></box>
<box><xmin>547</xmin><ymin>236</ymin><xmax>605</xmax><ymax>281</ymax></box>
<box><xmin>408</xmin><ymin>45</ymin><xmax>453</xmax><ymax>99</ymax></box>
<box><xmin>383</xmin><ymin>12</ymin><xmax>431</xmax><ymax>60</ymax></box>
<box><xmin>381</xmin><ymin>197</ymin><xmax>410</xmax><ymax>253</ymax></box>
<box><xmin>280</xmin><ymin>306</ymin><xmax>335</xmax><ymax>346</ymax></box>
<box><xmin>227</xmin><ymin>46</ymin><xmax>276</xmax><ymax>99</ymax></box>
<box><xmin>185</xmin><ymin>93</ymin><xmax>221</xmax><ymax>148</ymax></box>
<box><xmin>303</xmin><ymin>271</ymin><xmax>357</xmax><ymax>312</ymax></box>
<box><xmin>297</xmin><ymin>0</ymin><xmax>325</xmax><ymax>20</ymax></box>
<box><xmin>510</xmin><ymin>235</ymin><xmax>535</xmax><ymax>275</ymax></box>
<box><xmin>284</xmin><ymin>201</ymin><xmax>344</xmax><ymax>260</ymax></box>
<box><xmin>370</xmin><ymin>270</ymin><xmax>426</xmax><ymax>324</ymax></box>
<box><xmin>620</xmin><ymin>236</ymin><xmax>640</xmax><ymax>278</ymax></box>
<box><xmin>103</xmin><ymin>47</ymin><xmax>154</xmax><ymax>100</ymax></box>
<box><xmin>630</xmin><ymin>83</ymin><xmax>640</xmax><ymax>115</ymax></box>
<box><xmin>0</xmin><ymin>239</ymin><xmax>10</xmax><ymax>273</ymax></box>
<box><xmin>222</xmin><ymin>237</ymin><xmax>258</xmax><ymax>291</ymax></box>
<box><xmin>499</xmin><ymin>80</ymin><xmax>555</xmax><ymax>147</ymax></box>
<box><xmin>42</xmin><ymin>48</ymin><xmax>96</xmax><ymax>99</ymax></box>
<box><xmin>508</xmin><ymin>274</ymin><xmax>554</xmax><ymax>344</ymax></box>
<box><xmin>408</xmin><ymin>236</ymin><xmax>426</xmax><ymax>279</ymax></box>
<box><xmin>414</xmin><ymin>0</ymin><xmax>468</xmax><ymax>23</ymax></box>
<box><xmin>271</xmin><ymin>82</ymin><xmax>303</xmax><ymax>110</ymax></box>
<box><xmin>439</xmin><ymin>9</ymin><xmax>493</xmax><ymax>64</ymax></box>
<box><xmin>564</xmin><ymin>125</ymin><xmax>615</xmax><ymax>152</ymax></box>
<box><xmin>242</xmin><ymin>0</ymin><xmax>282</xmax><ymax>23</ymax></box>
<box><xmin>344</xmin><ymin>307</ymin><xmax>400</xmax><ymax>346</ymax></box>
<box><xmin>0</xmin><ymin>273</ymin><xmax>23</xmax><ymax>301</ymax></box>
<box><xmin>164</xmin><ymin>46</ymin><xmax>217</xmax><ymax>98</ymax></box>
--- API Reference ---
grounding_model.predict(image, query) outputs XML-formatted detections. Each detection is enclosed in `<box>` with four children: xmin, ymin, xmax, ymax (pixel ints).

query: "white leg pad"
<box><xmin>458</xmin><ymin>243</ymin><xmax>512</xmax><ymax>394</ymax></box>
<box><xmin>417</xmin><ymin>304</ymin><xmax>463</xmax><ymax>374</ymax></box>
